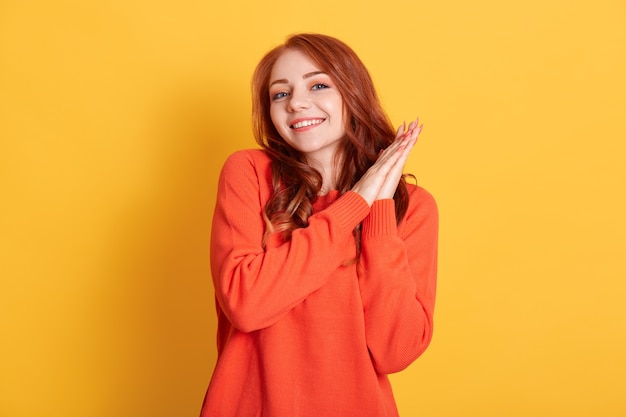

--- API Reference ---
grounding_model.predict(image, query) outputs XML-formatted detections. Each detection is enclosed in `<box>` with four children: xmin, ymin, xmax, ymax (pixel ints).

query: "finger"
<box><xmin>376</xmin><ymin>138</ymin><xmax>405</xmax><ymax>166</ymax></box>
<box><xmin>393</xmin><ymin>121</ymin><xmax>421</xmax><ymax>164</ymax></box>
<box><xmin>413</xmin><ymin>122</ymin><xmax>423</xmax><ymax>142</ymax></box>
<box><xmin>404</xmin><ymin>118</ymin><xmax>422</xmax><ymax>143</ymax></box>
<box><xmin>372</xmin><ymin>141</ymin><xmax>409</xmax><ymax>178</ymax></box>
<box><xmin>376</xmin><ymin>119</ymin><xmax>421</xmax><ymax>167</ymax></box>
<box><xmin>372</xmin><ymin>118</ymin><xmax>422</xmax><ymax>200</ymax></box>
<box><xmin>407</xmin><ymin>119</ymin><xmax>417</xmax><ymax>133</ymax></box>
<box><xmin>406</xmin><ymin>118</ymin><xmax>419</xmax><ymax>136</ymax></box>
<box><xmin>395</xmin><ymin>121</ymin><xmax>406</xmax><ymax>139</ymax></box>
<box><xmin>398</xmin><ymin>118</ymin><xmax>419</xmax><ymax>144</ymax></box>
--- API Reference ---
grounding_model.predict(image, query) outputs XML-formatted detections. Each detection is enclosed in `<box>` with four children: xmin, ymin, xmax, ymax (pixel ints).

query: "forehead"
<box><xmin>270</xmin><ymin>49</ymin><xmax>323</xmax><ymax>80</ymax></box>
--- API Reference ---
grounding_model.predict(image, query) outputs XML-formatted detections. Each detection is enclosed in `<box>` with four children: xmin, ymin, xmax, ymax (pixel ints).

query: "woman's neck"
<box><xmin>306</xmin><ymin>155</ymin><xmax>340</xmax><ymax>194</ymax></box>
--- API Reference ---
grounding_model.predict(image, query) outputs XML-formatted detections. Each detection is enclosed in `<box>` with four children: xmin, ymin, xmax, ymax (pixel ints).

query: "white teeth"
<box><xmin>291</xmin><ymin>119</ymin><xmax>323</xmax><ymax>129</ymax></box>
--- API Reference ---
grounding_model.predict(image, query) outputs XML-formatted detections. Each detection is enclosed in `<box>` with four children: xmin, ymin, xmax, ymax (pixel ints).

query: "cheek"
<box><xmin>269</xmin><ymin>106</ymin><xmax>281</xmax><ymax>130</ymax></box>
<box><xmin>330</xmin><ymin>95</ymin><xmax>345</xmax><ymax>122</ymax></box>
<box><xmin>269</xmin><ymin>105</ymin><xmax>289</xmax><ymax>139</ymax></box>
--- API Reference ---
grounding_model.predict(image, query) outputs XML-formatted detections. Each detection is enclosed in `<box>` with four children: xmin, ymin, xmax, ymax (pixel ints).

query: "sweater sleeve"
<box><xmin>210</xmin><ymin>150</ymin><xmax>370</xmax><ymax>333</ymax></box>
<box><xmin>358</xmin><ymin>186</ymin><xmax>438</xmax><ymax>374</ymax></box>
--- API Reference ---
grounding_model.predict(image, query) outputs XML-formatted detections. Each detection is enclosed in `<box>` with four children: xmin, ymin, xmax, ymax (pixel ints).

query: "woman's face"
<box><xmin>268</xmin><ymin>49</ymin><xmax>346</xmax><ymax>166</ymax></box>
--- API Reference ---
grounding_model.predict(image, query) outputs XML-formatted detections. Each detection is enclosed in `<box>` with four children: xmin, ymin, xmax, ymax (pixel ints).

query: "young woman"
<box><xmin>200</xmin><ymin>33</ymin><xmax>438</xmax><ymax>417</ymax></box>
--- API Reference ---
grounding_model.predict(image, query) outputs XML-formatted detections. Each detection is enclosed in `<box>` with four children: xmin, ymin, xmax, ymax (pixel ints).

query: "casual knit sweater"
<box><xmin>200</xmin><ymin>149</ymin><xmax>438</xmax><ymax>417</ymax></box>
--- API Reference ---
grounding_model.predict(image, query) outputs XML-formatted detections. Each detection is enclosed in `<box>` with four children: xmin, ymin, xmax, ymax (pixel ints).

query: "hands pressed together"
<box><xmin>351</xmin><ymin>118</ymin><xmax>422</xmax><ymax>206</ymax></box>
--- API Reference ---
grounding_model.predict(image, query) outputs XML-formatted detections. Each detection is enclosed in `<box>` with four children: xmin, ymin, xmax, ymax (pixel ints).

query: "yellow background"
<box><xmin>1</xmin><ymin>0</ymin><xmax>625</xmax><ymax>416</ymax></box>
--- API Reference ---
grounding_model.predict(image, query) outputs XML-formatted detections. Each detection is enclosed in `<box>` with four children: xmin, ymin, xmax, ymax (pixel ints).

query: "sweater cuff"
<box><xmin>323</xmin><ymin>191</ymin><xmax>370</xmax><ymax>231</ymax></box>
<box><xmin>362</xmin><ymin>199</ymin><xmax>397</xmax><ymax>238</ymax></box>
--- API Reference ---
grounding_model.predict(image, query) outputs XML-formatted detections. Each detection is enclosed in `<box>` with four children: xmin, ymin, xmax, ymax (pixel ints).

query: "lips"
<box><xmin>290</xmin><ymin>118</ymin><xmax>325</xmax><ymax>129</ymax></box>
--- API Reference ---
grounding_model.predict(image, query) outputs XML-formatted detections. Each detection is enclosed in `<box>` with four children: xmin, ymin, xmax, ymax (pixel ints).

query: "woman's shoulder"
<box><xmin>224</xmin><ymin>148</ymin><xmax>270</xmax><ymax>163</ymax></box>
<box><xmin>405</xmin><ymin>182</ymin><xmax>438</xmax><ymax>216</ymax></box>
<box><xmin>221</xmin><ymin>148</ymin><xmax>271</xmax><ymax>173</ymax></box>
<box><xmin>218</xmin><ymin>149</ymin><xmax>273</xmax><ymax>198</ymax></box>
<box><xmin>406</xmin><ymin>182</ymin><xmax>435</xmax><ymax>200</ymax></box>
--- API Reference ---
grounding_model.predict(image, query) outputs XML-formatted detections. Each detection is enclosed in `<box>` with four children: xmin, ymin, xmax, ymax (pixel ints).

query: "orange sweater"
<box><xmin>200</xmin><ymin>149</ymin><xmax>438</xmax><ymax>417</ymax></box>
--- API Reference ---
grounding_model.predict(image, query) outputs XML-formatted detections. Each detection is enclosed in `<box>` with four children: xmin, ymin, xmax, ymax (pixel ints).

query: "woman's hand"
<box><xmin>351</xmin><ymin>118</ymin><xmax>422</xmax><ymax>206</ymax></box>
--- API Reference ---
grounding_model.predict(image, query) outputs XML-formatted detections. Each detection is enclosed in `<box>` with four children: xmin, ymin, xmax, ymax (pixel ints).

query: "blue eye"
<box><xmin>312</xmin><ymin>83</ymin><xmax>329</xmax><ymax>90</ymax></box>
<box><xmin>271</xmin><ymin>91</ymin><xmax>289</xmax><ymax>101</ymax></box>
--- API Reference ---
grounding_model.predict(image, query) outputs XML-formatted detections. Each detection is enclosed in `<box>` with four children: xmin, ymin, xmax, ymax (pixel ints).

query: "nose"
<box><xmin>287</xmin><ymin>89</ymin><xmax>310</xmax><ymax>112</ymax></box>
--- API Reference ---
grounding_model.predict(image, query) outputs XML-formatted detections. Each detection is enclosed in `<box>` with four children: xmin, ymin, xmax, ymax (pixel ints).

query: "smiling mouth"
<box><xmin>290</xmin><ymin>119</ymin><xmax>325</xmax><ymax>129</ymax></box>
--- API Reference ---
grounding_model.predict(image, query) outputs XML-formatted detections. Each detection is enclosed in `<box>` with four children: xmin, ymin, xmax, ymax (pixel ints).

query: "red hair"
<box><xmin>251</xmin><ymin>33</ymin><xmax>410</xmax><ymax>246</ymax></box>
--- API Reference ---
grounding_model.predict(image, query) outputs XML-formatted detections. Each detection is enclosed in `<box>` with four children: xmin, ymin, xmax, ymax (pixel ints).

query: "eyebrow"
<box><xmin>269</xmin><ymin>71</ymin><xmax>327</xmax><ymax>87</ymax></box>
